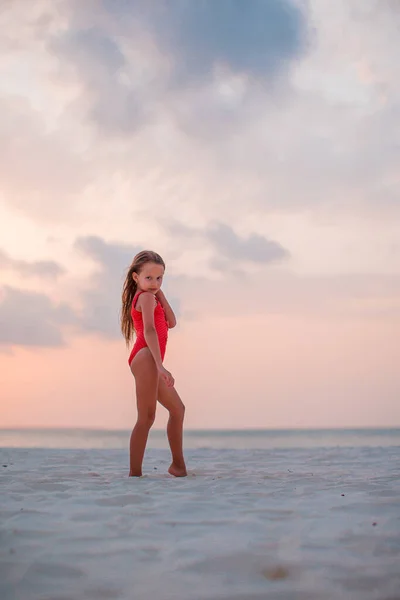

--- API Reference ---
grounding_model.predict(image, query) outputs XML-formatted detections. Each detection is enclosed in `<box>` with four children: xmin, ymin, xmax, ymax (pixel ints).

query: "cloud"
<box><xmin>49</xmin><ymin>26</ymin><xmax>146</xmax><ymax>135</ymax></box>
<box><xmin>0</xmin><ymin>95</ymin><xmax>91</xmax><ymax>222</ymax></box>
<box><xmin>0</xmin><ymin>287</ymin><xmax>77</xmax><ymax>347</ymax></box>
<box><xmin>165</xmin><ymin>219</ymin><xmax>289</xmax><ymax>271</ymax></box>
<box><xmin>207</xmin><ymin>222</ymin><xmax>289</xmax><ymax>265</ymax></box>
<box><xmin>0</xmin><ymin>0</ymin><xmax>398</xmax><ymax>271</ymax></box>
<box><xmin>0</xmin><ymin>249</ymin><xmax>65</xmax><ymax>279</ymax></box>
<box><xmin>75</xmin><ymin>236</ymin><xmax>137</xmax><ymax>272</ymax></box>
<box><xmin>127</xmin><ymin>0</ymin><xmax>307</xmax><ymax>81</ymax></box>
<box><xmin>95</xmin><ymin>0</ymin><xmax>307</xmax><ymax>79</ymax></box>
<box><xmin>45</xmin><ymin>0</ymin><xmax>307</xmax><ymax>138</ymax></box>
<box><xmin>0</xmin><ymin>237</ymin><xmax>145</xmax><ymax>347</ymax></box>
<box><xmin>0</xmin><ymin>237</ymin><xmax>143</xmax><ymax>348</ymax></box>
<box><xmin>74</xmin><ymin>236</ymin><xmax>141</xmax><ymax>338</ymax></box>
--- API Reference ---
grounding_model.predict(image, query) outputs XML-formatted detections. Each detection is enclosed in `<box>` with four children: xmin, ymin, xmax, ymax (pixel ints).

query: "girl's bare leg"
<box><xmin>129</xmin><ymin>349</ymin><xmax>158</xmax><ymax>477</ymax></box>
<box><xmin>157</xmin><ymin>377</ymin><xmax>187</xmax><ymax>477</ymax></box>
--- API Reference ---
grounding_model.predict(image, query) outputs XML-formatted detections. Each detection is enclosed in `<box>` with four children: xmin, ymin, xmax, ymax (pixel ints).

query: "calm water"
<box><xmin>0</xmin><ymin>428</ymin><xmax>399</xmax><ymax>450</ymax></box>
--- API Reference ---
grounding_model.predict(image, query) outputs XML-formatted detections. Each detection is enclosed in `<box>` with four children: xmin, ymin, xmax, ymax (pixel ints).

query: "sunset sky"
<box><xmin>1</xmin><ymin>0</ymin><xmax>399</xmax><ymax>431</ymax></box>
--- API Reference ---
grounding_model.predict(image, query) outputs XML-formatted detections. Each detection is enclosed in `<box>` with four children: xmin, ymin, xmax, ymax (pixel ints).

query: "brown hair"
<box><xmin>121</xmin><ymin>250</ymin><xmax>165</xmax><ymax>345</ymax></box>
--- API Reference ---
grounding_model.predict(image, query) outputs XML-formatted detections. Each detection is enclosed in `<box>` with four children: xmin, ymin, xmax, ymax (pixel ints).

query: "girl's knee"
<box><xmin>137</xmin><ymin>411</ymin><xmax>156</xmax><ymax>429</ymax></box>
<box><xmin>171</xmin><ymin>402</ymin><xmax>185</xmax><ymax>420</ymax></box>
<box><xmin>147</xmin><ymin>411</ymin><xmax>156</xmax><ymax>427</ymax></box>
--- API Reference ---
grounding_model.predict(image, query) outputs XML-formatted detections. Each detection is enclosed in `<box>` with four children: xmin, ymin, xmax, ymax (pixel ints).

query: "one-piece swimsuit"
<box><xmin>128</xmin><ymin>290</ymin><xmax>168</xmax><ymax>366</ymax></box>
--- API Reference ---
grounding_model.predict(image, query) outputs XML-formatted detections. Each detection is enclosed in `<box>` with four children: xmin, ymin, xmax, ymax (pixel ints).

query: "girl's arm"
<box><xmin>139</xmin><ymin>292</ymin><xmax>174</xmax><ymax>386</ymax></box>
<box><xmin>156</xmin><ymin>290</ymin><xmax>177</xmax><ymax>328</ymax></box>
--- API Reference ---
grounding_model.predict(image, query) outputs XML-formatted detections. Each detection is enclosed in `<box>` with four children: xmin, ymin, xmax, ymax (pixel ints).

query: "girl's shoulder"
<box><xmin>132</xmin><ymin>290</ymin><xmax>144</xmax><ymax>312</ymax></box>
<box><xmin>132</xmin><ymin>291</ymin><xmax>156</xmax><ymax>313</ymax></box>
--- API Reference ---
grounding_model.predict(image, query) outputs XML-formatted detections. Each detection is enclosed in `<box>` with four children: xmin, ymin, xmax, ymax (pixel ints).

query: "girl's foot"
<box><xmin>168</xmin><ymin>462</ymin><xmax>187</xmax><ymax>477</ymax></box>
<box><xmin>129</xmin><ymin>470</ymin><xmax>142</xmax><ymax>477</ymax></box>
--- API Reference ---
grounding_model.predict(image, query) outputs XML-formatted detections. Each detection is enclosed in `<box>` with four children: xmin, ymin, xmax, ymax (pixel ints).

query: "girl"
<box><xmin>121</xmin><ymin>250</ymin><xmax>187</xmax><ymax>477</ymax></box>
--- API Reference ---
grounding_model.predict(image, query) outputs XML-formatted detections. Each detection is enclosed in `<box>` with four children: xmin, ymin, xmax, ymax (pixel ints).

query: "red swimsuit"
<box><xmin>128</xmin><ymin>291</ymin><xmax>168</xmax><ymax>366</ymax></box>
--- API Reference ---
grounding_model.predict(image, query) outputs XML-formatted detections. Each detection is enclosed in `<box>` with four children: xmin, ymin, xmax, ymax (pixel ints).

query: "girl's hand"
<box><xmin>156</xmin><ymin>290</ymin><xmax>177</xmax><ymax>329</ymax></box>
<box><xmin>158</xmin><ymin>365</ymin><xmax>174</xmax><ymax>388</ymax></box>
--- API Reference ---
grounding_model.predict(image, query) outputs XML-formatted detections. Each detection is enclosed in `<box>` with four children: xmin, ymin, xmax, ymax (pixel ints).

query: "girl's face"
<box><xmin>133</xmin><ymin>262</ymin><xmax>164</xmax><ymax>294</ymax></box>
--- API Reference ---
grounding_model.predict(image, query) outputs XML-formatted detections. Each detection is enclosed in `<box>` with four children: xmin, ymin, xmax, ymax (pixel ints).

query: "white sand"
<box><xmin>1</xmin><ymin>446</ymin><xmax>399</xmax><ymax>600</ymax></box>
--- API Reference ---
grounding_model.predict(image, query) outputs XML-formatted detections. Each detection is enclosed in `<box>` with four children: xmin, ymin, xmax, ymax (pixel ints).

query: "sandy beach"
<box><xmin>1</xmin><ymin>445</ymin><xmax>399</xmax><ymax>600</ymax></box>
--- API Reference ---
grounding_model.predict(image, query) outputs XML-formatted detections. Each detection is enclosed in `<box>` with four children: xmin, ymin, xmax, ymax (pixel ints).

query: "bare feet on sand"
<box><xmin>128</xmin><ymin>464</ymin><xmax>187</xmax><ymax>477</ymax></box>
<box><xmin>168</xmin><ymin>462</ymin><xmax>187</xmax><ymax>477</ymax></box>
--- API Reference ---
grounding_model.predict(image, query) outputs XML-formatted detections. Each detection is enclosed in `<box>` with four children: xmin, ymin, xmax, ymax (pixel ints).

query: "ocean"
<box><xmin>1</xmin><ymin>427</ymin><xmax>399</xmax><ymax>450</ymax></box>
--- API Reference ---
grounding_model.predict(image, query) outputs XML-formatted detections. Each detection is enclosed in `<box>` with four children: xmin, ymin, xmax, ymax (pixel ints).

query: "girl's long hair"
<box><xmin>121</xmin><ymin>250</ymin><xmax>165</xmax><ymax>346</ymax></box>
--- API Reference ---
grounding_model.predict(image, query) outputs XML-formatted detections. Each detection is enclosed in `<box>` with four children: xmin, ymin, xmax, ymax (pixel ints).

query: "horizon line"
<box><xmin>1</xmin><ymin>425</ymin><xmax>400</xmax><ymax>432</ymax></box>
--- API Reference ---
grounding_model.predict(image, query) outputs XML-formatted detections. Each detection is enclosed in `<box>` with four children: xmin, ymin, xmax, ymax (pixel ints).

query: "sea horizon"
<box><xmin>1</xmin><ymin>426</ymin><xmax>399</xmax><ymax>450</ymax></box>
<box><xmin>2</xmin><ymin>424</ymin><xmax>400</xmax><ymax>431</ymax></box>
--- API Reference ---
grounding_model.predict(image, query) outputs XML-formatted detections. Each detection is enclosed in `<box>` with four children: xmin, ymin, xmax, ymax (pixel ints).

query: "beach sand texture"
<box><xmin>1</xmin><ymin>446</ymin><xmax>399</xmax><ymax>600</ymax></box>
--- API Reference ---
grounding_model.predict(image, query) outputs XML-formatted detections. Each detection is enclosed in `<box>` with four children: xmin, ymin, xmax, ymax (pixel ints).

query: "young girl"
<box><xmin>121</xmin><ymin>250</ymin><xmax>187</xmax><ymax>477</ymax></box>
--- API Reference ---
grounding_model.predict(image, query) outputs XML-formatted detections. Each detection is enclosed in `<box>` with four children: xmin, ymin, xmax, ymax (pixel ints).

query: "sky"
<box><xmin>1</xmin><ymin>0</ymin><xmax>399</xmax><ymax>431</ymax></box>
